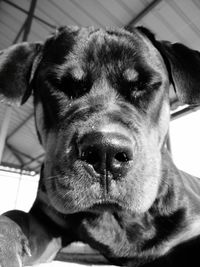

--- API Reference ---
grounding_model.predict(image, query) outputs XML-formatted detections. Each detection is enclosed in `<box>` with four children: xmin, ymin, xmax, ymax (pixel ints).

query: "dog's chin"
<box><xmin>45</xmin><ymin>181</ymin><xmax>129</xmax><ymax>215</ymax></box>
<box><xmin>49</xmin><ymin>190</ymin><xmax>147</xmax><ymax>216</ymax></box>
<box><xmin>49</xmin><ymin>194</ymin><xmax>127</xmax><ymax>215</ymax></box>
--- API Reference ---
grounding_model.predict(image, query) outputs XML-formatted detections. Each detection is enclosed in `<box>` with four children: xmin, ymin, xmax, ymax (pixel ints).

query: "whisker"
<box><xmin>45</xmin><ymin>175</ymin><xmax>61</xmax><ymax>180</ymax></box>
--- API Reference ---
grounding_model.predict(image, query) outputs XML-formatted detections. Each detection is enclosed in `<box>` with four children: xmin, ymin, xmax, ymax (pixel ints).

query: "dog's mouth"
<box><xmin>86</xmin><ymin>201</ymin><xmax>124</xmax><ymax>213</ymax></box>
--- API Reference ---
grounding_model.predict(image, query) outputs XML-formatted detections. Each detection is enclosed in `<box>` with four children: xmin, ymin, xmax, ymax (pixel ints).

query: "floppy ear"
<box><xmin>137</xmin><ymin>26</ymin><xmax>200</xmax><ymax>105</ymax></box>
<box><xmin>0</xmin><ymin>42</ymin><xmax>42</xmax><ymax>105</ymax></box>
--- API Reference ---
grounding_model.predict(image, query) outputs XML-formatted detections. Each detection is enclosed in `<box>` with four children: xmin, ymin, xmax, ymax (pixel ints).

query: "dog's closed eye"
<box><xmin>48</xmin><ymin>73</ymin><xmax>92</xmax><ymax>99</ymax></box>
<box><xmin>130</xmin><ymin>80</ymin><xmax>162</xmax><ymax>98</ymax></box>
<box><xmin>110</xmin><ymin>68</ymin><xmax>161</xmax><ymax>106</ymax></box>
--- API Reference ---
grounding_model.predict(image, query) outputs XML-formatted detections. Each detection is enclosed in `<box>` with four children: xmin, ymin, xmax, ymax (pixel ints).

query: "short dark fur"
<box><xmin>0</xmin><ymin>26</ymin><xmax>200</xmax><ymax>267</ymax></box>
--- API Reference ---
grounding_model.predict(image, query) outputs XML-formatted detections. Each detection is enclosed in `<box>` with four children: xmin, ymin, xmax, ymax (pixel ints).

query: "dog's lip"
<box><xmin>86</xmin><ymin>200</ymin><xmax>124</xmax><ymax>213</ymax></box>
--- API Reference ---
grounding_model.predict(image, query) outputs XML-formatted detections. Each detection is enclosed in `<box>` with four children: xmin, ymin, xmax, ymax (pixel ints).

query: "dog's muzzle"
<box><xmin>78</xmin><ymin>131</ymin><xmax>133</xmax><ymax>179</ymax></box>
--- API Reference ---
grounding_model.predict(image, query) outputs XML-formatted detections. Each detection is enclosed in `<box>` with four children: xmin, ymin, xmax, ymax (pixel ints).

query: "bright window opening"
<box><xmin>170</xmin><ymin>109</ymin><xmax>200</xmax><ymax>177</ymax></box>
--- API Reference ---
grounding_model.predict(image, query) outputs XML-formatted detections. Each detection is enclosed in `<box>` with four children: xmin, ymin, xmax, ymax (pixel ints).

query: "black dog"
<box><xmin>0</xmin><ymin>26</ymin><xmax>200</xmax><ymax>267</ymax></box>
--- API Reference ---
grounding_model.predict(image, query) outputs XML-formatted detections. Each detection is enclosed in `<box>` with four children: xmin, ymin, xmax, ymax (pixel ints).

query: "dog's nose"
<box><xmin>79</xmin><ymin>132</ymin><xmax>133</xmax><ymax>177</ymax></box>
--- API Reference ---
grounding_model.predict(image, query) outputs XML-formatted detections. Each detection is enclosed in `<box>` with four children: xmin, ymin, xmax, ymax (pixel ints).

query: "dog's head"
<box><xmin>1</xmin><ymin>26</ymin><xmax>200</xmax><ymax>215</ymax></box>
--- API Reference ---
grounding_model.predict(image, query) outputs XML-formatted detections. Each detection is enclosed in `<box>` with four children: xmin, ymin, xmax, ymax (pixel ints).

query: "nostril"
<box><xmin>114</xmin><ymin>152</ymin><xmax>131</xmax><ymax>163</ymax></box>
<box><xmin>79</xmin><ymin>132</ymin><xmax>133</xmax><ymax>176</ymax></box>
<box><xmin>80</xmin><ymin>146</ymin><xmax>100</xmax><ymax>166</ymax></box>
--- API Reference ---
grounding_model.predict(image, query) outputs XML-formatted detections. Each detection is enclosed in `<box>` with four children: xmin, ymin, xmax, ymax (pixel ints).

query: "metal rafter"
<box><xmin>6</xmin><ymin>143</ymin><xmax>23</xmax><ymax>165</ymax></box>
<box><xmin>126</xmin><ymin>0</ymin><xmax>162</xmax><ymax>26</ymax></box>
<box><xmin>22</xmin><ymin>0</ymin><xmax>37</xmax><ymax>41</ymax></box>
<box><xmin>5</xmin><ymin>144</ymin><xmax>44</xmax><ymax>172</ymax></box>
<box><xmin>6</xmin><ymin>112</ymin><xmax>34</xmax><ymax>142</ymax></box>
<box><xmin>3</xmin><ymin>0</ymin><xmax>55</xmax><ymax>29</ymax></box>
<box><xmin>171</xmin><ymin>106</ymin><xmax>200</xmax><ymax>121</ymax></box>
<box><xmin>21</xmin><ymin>153</ymin><xmax>45</xmax><ymax>169</ymax></box>
<box><xmin>6</xmin><ymin>144</ymin><xmax>35</xmax><ymax>161</ymax></box>
<box><xmin>12</xmin><ymin>18</ymin><xmax>28</xmax><ymax>44</ymax></box>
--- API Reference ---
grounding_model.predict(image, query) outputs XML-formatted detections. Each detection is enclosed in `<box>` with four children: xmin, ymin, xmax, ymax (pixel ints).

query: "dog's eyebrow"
<box><xmin>123</xmin><ymin>69</ymin><xmax>138</xmax><ymax>82</ymax></box>
<box><xmin>70</xmin><ymin>67</ymin><xmax>85</xmax><ymax>80</ymax></box>
<box><xmin>56</xmin><ymin>64</ymin><xmax>86</xmax><ymax>82</ymax></box>
<box><xmin>52</xmin><ymin>62</ymin><xmax>85</xmax><ymax>82</ymax></box>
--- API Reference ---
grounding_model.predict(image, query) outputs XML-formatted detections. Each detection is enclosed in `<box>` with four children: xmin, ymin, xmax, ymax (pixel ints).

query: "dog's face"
<box><xmin>34</xmin><ymin>27</ymin><xmax>170</xmax><ymax>214</ymax></box>
<box><xmin>1</xmin><ymin>26</ymin><xmax>200</xmax><ymax>216</ymax></box>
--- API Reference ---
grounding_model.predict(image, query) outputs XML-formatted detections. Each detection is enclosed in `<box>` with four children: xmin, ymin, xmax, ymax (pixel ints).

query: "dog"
<box><xmin>0</xmin><ymin>26</ymin><xmax>200</xmax><ymax>267</ymax></box>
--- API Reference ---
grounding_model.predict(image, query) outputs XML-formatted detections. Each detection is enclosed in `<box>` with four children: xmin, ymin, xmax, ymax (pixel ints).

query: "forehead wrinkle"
<box><xmin>53</xmin><ymin>28</ymin><xmax>143</xmax><ymax>83</ymax></box>
<box><xmin>83</xmin><ymin>29</ymin><xmax>141</xmax><ymax>65</ymax></box>
<box><xmin>49</xmin><ymin>27</ymin><xmax>165</xmax><ymax>87</ymax></box>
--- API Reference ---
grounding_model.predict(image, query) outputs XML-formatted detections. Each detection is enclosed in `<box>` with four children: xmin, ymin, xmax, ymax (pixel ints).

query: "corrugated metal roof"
<box><xmin>138</xmin><ymin>0</ymin><xmax>200</xmax><ymax>49</ymax></box>
<box><xmin>0</xmin><ymin>0</ymin><xmax>200</xmax><ymax>172</ymax></box>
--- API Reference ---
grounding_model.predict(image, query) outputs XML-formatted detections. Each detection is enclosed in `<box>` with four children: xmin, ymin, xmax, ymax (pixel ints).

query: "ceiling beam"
<box><xmin>171</xmin><ymin>106</ymin><xmax>200</xmax><ymax>121</ymax></box>
<box><xmin>6</xmin><ymin>143</ymin><xmax>24</xmax><ymax>165</ymax></box>
<box><xmin>126</xmin><ymin>0</ymin><xmax>162</xmax><ymax>27</ymax></box>
<box><xmin>12</xmin><ymin>18</ymin><xmax>28</xmax><ymax>44</ymax></box>
<box><xmin>21</xmin><ymin>153</ymin><xmax>45</xmax><ymax>169</ymax></box>
<box><xmin>3</xmin><ymin>0</ymin><xmax>55</xmax><ymax>29</ymax></box>
<box><xmin>22</xmin><ymin>0</ymin><xmax>37</xmax><ymax>42</ymax></box>
<box><xmin>5</xmin><ymin>144</ymin><xmax>44</xmax><ymax>171</ymax></box>
<box><xmin>6</xmin><ymin>144</ymin><xmax>35</xmax><ymax>161</ymax></box>
<box><xmin>6</xmin><ymin>112</ymin><xmax>34</xmax><ymax>142</ymax></box>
